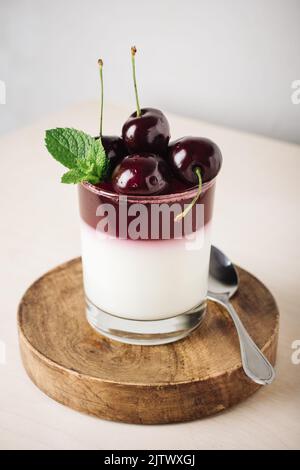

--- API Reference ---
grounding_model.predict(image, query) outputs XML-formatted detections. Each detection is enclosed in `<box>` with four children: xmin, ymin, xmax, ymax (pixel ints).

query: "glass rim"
<box><xmin>81</xmin><ymin>176</ymin><xmax>216</xmax><ymax>203</ymax></box>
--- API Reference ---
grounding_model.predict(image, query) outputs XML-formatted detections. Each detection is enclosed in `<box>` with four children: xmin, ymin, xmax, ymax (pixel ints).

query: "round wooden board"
<box><xmin>18</xmin><ymin>258</ymin><xmax>279</xmax><ymax>424</ymax></box>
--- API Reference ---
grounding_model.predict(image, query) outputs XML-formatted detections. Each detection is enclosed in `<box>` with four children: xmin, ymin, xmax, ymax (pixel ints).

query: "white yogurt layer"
<box><xmin>80</xmin><ymin>220</ymin><xmax>211</xmax><ymax>320</ymax></box>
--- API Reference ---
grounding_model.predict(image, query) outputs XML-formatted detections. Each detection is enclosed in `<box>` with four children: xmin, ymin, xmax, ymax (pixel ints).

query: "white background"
<box><xmin>0</xmin><ymin>0</ymin><xmax>300</xmax><ymax>143</ymax></box>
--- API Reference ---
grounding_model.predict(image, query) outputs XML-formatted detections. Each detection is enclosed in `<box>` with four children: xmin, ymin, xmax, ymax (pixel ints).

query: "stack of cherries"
<box><xmin>98</xmin><ymin>48</ymin><xmax>222</xmax><ymax>198</ymax></box>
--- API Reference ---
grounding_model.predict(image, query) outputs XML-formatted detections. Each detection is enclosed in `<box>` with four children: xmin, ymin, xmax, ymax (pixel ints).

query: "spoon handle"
<box><xmin>208</xmin><ymin>293</ymin><xmax>275</xmax><ymax>385</ymax></box>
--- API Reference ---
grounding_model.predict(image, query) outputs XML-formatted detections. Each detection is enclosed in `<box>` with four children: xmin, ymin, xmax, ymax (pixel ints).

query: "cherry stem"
<box><xmin>98</xmin><ymin>58</ymin><xmax>104</xmax><ymax>138</ymax></box>
<box><xmin>175</xmin><ymin>168</ymin><xmax>202</xmax><ymax>222</ymax></box>
<box><xmin>131</xmin><ymin>46</ymin><xmax>141</xmax><ymax>117</ymax></box>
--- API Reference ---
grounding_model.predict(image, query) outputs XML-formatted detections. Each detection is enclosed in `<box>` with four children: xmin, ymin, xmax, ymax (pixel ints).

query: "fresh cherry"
<box><xmin>112</xmin><ymin>153</ymin><xmax>170</xmax><ymax>195</ymax></box>
<box><xmin>168</xmin><ymin>137</ymin><xmax>222</xmax><ymax>185</ymax></box>
<box><xmin>122</xmin><ymin>107</ymin><xmax>170</xmax><ymax>155</ymax></box>
<box><xmin>122</xmin><ymin>48</ymin><xmax>170</xmax><ymax>155</ymax></box>
<box><xmin>98</xmin><ymin>135</ymin><xmax>126</xmax><ymax>171</ymax></box>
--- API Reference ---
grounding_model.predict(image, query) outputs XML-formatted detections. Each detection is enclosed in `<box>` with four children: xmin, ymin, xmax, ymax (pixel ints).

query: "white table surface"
<box><xmin>0</xmin><ymin>102</ymin><xmax>300</xmax><ymax>450</ymax></box>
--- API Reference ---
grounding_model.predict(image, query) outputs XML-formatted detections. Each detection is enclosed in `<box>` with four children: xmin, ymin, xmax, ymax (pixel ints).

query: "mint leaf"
<box><xmin>87</xmin><ymin>139</ymin><xmax>110</xmax><ymax>179</ymax></box>
<box><xmin>61</xmin><ymin>169</ymin><xmax>100</xmax><ymax>184</ymax></box>
<box><xmin>45</xmin><ymin>128</ymin><xmax>110</xmax><ymax>185</ymax></box>
<box><xmin>45</xmin><ymin>128</ymin><xmax>94</xmax><ymax>169</ymax></box>
<box><xmin>75</xmin><ymin>138</ymin><xmax>109</xmax><ymax>182</ymax></box>
<box><xmin>61</xmin><ymin>169</ymin><xmax>86</xmax><ymax>184</ymax></box>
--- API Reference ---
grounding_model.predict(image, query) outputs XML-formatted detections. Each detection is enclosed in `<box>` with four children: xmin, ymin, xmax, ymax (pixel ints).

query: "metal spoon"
<box><xmin>208</xmin><ymin>245</ymin><xmax>275</xmax><ymax>385</ymax></box>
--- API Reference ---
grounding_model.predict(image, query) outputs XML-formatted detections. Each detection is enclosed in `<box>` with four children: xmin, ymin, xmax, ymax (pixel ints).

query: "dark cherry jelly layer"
<box><xmin>78</xmin><ymin>179</ymin><xmax>215</xmax><ymax>240</ymax></box>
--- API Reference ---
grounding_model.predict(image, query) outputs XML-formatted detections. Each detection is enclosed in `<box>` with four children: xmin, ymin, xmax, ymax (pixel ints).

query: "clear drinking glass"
<box><xmin>78</xmin><ymin>177</ymin><xmax>216</xmax><ymax>345</ymax></box>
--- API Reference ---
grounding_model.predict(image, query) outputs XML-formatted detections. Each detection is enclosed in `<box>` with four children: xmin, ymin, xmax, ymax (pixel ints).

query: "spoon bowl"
<box><xmin>208</xmin><ymin>245</ymin><xmax>275</xmax><ymax>385</ymax></box>
<box><xmin>209</xmin><ymin>245</ymin><xmax>239</xmax><ymax>298</ymax></box>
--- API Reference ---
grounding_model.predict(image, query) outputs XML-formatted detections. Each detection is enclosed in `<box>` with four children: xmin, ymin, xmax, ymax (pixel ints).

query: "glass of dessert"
<box><xmin>45</xmin><ymin>48</ymin><xmax>222</xmax><ymax>345</ymax></box>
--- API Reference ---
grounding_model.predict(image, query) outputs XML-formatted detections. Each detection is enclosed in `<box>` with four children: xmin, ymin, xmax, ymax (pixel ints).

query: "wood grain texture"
<box><xmin>18</xmin><ymin>258</ymin><xmax>279</xmax><ymax>424</ymax></box>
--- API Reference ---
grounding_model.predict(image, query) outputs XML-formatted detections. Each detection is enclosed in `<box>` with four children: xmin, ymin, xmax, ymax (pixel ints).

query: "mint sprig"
<box><xmin>61</xmin><ymin>168</ymin><xmax>87</xmax><ymax>184</ymax></box>
<box><xmin>45</xmin><ymin>128</ymin><xmax>109</xmax><ymax>184</ymax></box>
